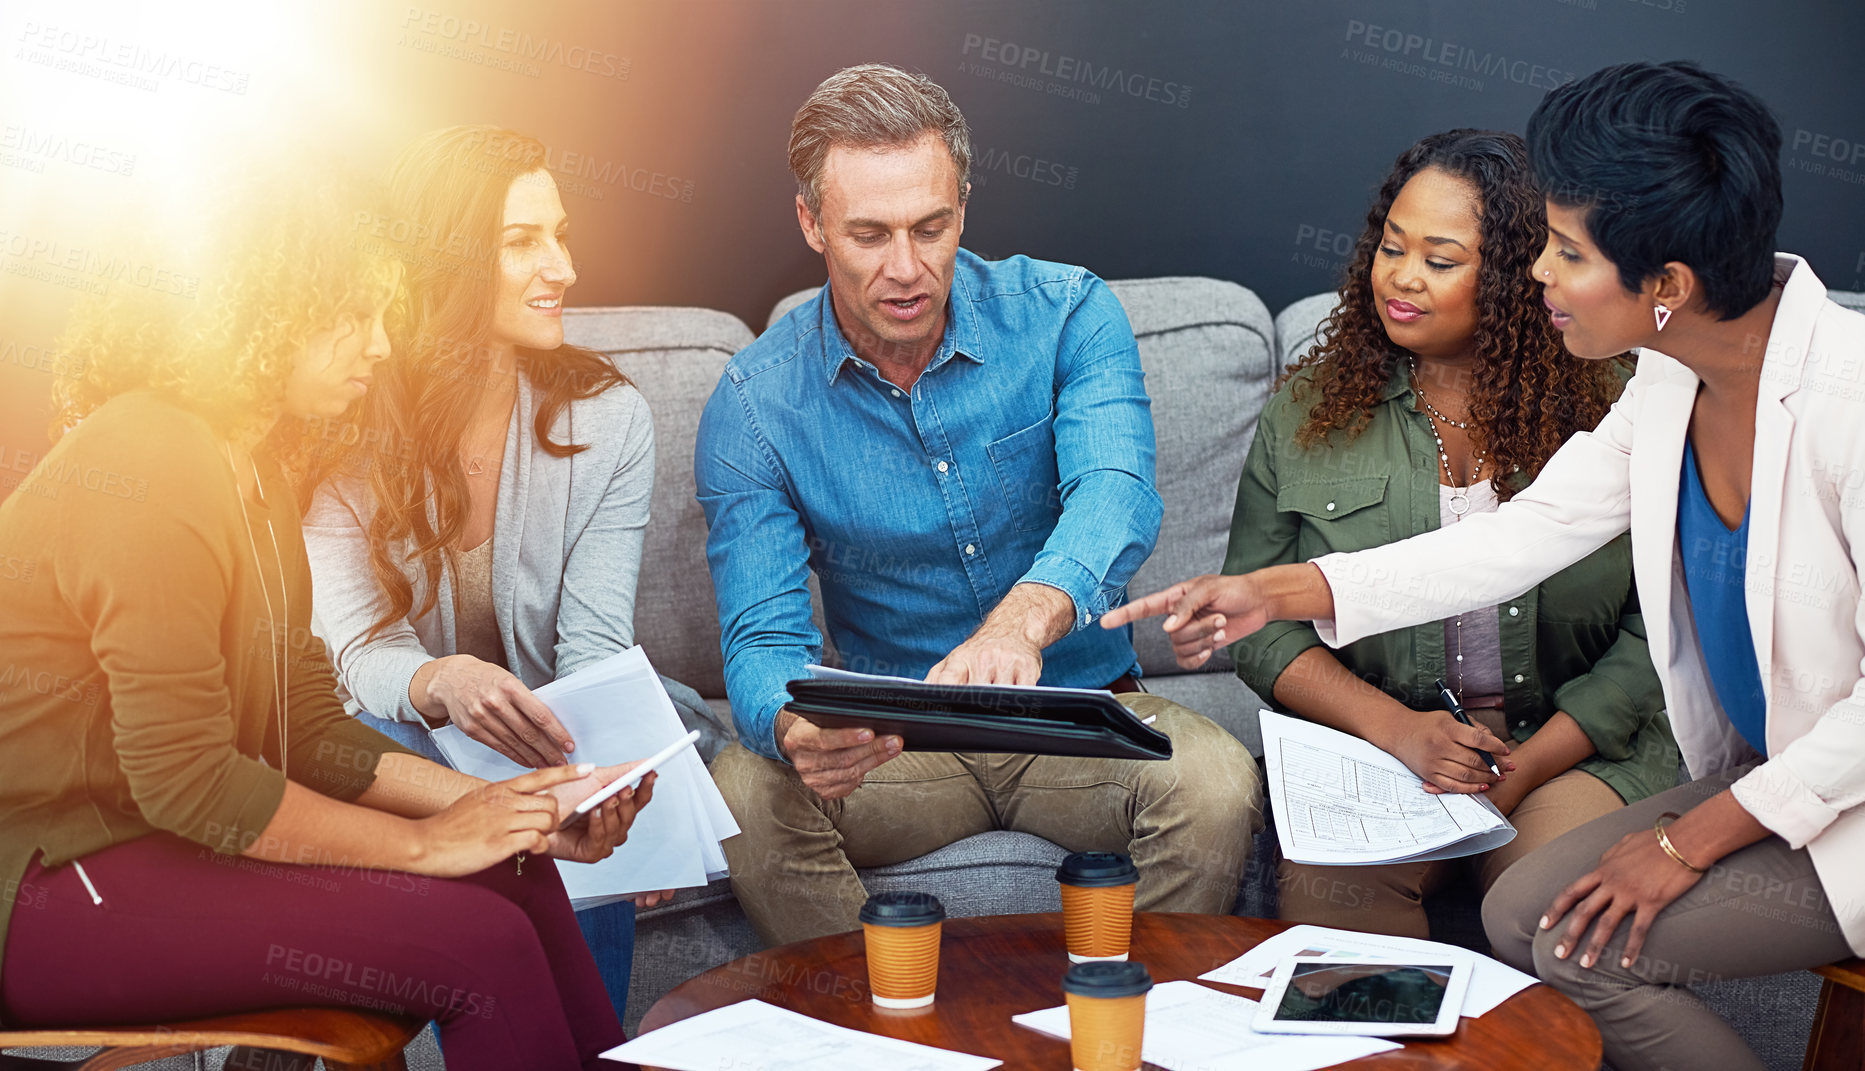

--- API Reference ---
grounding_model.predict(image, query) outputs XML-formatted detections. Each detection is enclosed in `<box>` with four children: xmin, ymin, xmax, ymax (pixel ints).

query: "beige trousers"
<box><xmin>710</xmin><ymin>693</ymin><xmax>1264</xmax><ymax>947</ymax></box>
<box><xmin>1277</xmin><ymin>767</ymin><xmax>1626</xmax><ymax>939</ymax></box>
<box><xmin>1484</xmin><ymin>762</ymin><xmax>1848</xmax><ymax>1071</ymax></box>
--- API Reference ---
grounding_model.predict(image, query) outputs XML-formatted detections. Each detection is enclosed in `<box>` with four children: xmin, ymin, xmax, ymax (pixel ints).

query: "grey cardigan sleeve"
<box><xmin>552</xmin><ymin>385</ymin><xmax>654</xmax><ymax>679</ymax></box>
<box><xmin>303</xmin><ymin>479</ymin><xmax>436</xmax><ymax>723</ymax></box>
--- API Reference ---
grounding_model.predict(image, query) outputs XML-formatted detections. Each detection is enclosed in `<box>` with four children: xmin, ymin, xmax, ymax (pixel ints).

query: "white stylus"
<box><xmin>560</xmin><ymin>729</ymin><xmax>701</xmax><ymax>829</ymax></box>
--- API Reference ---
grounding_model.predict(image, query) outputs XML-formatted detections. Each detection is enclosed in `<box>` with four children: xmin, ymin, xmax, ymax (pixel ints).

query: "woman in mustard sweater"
<box><xmin>0</xmin><ymin>177</ymin><xmax>651</xmax><ymax>1071</ymax></box>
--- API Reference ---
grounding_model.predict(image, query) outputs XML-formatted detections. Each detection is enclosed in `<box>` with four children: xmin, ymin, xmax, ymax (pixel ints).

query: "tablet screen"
<box><xmin>1270</xmin><ymin>962</ymin><xmax>1454</xmax><ymax>1025</ymax></box>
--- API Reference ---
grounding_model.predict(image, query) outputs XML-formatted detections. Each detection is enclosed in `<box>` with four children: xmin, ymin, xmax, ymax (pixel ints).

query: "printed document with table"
<box><xmin>1259</xmin><ymin>709</ymin><xmax>1515</xmax><ymax>866</ymax></box>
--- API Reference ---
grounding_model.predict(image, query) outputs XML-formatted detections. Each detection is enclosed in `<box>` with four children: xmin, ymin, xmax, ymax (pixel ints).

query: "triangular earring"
<box><xmin>1653</xmin><ymin>303</ymin><xmax>1672</xmax><ymax>332</ymax></box>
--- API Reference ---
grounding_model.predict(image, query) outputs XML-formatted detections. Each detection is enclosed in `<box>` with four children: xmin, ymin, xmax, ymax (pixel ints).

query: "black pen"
<box><xmin>1433</xmin><ymin>677</ymin><xmax>1502</xmax><ymax>779</ymax></box>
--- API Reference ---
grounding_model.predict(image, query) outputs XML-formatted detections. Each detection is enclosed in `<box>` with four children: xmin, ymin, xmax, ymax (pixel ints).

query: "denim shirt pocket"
<box><xmin>987</xmin><ymin>416</ymin><xmax>1062</xmax><ymax>533</ymax></box>
<box><xmin>1276</xmin><ymin>475</ymin><xmax>1391</xmax><ymax>558</ymax></box>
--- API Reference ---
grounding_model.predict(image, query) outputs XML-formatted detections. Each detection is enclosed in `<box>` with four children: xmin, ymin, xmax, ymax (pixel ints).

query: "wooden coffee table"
<box><xmin>634</xmin><ymin>912</ymin><xmax>1601</xmax><ymax>1070</ymax></box>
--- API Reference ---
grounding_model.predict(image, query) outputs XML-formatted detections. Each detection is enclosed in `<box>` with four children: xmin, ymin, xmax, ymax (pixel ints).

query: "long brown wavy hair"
<box><xmin>1283</xmin><ymin>129</ymin><xmax>1626</xmax><ymax>498</ymax></box>
<box><xmin>298</xmin><ymin>126</ymin><xmax>628</xmax><ymax>636</ymax></box>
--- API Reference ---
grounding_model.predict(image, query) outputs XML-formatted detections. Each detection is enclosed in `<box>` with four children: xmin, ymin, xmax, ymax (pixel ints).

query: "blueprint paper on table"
<box><xmin>1259</xmin><ymin>710</ymin><xmax>1514</xmax><ymax>866</ymax></box>
<box><xmin>603</xmin><ymin>1000</ymin><xmax>1002</xmax><ymax>1071</ymax></box>
<box><xmin>431</xmin><ymin>646</ymin><xmax>737</xmax><ymax>909</ymax></box>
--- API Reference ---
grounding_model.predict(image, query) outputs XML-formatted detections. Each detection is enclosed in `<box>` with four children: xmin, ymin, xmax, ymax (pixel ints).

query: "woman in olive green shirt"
<box><xmin>1227</xmin><ymin>130</ymin><xmax>1675</xmax><ymax>938</ymax></box>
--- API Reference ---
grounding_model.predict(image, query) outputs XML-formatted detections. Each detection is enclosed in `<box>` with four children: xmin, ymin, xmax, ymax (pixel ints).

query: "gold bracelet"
<box><xmin>1653</xmin><ymin>812</ymin><xmax>1706</xmax><ymax>874</ymax></box>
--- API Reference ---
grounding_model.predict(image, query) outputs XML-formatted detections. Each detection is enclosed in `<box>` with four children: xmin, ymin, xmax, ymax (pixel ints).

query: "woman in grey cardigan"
<box><xmin>299</xmin><ymin>125</ymin><xmax>679</xmax><ymax>1019</ymax></box>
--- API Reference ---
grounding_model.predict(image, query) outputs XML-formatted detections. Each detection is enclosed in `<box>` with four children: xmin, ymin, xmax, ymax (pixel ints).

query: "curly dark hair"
<box><xmin>1283</xmin><ymin>128</ymin><xmax>1626</xmax><ymax>499</ymax></box>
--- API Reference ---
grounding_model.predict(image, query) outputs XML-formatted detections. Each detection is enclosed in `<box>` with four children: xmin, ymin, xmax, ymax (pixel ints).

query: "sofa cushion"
<box><xmin>562</xmin><ymin>306</ymin><xmax>754</xmax><ymax>699</ymax></box>
<box><xmin>1275</xmin><ymin>291</ymin><xmax>1340</xmax><ymax>368</ymax></box>
<box><xmin>861</xmin><ymin>830</ymin><xmax>1071</xmax><ymax>915</ymax></box>
<box><xmin>1114</xmin><ymin>277</ymin><xmax>1275</xmax><ymax>684</ymax></box>
<box><xmin>768</xmin><ymin>287</ymin><xmax>816</xmax><ymax>330</ymax></box>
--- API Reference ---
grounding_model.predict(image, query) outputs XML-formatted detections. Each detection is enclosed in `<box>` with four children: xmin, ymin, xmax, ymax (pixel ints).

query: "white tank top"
<box><xmin>1439</xmin><ymin>481</ymin><xmax>1504</xmax><ymax>708</ymax></box>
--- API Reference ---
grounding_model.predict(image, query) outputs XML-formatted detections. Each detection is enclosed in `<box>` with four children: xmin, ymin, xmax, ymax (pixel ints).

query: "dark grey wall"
<box><xmin>3</xmin><ymin>0</ymin><xmax>1863</xmax><ymax>468</ymax></box>
<box><xmin>468</xmin><ymin>0</ymin><xmax>1865</xmax><ymax>327</ymax></box>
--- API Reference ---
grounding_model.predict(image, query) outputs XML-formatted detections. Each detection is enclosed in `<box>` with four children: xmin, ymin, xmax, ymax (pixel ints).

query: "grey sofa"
<box><xmin>560</xmin><ymin>283</ymin><xmax>1857</xmax><ymax>1068</ymax></box>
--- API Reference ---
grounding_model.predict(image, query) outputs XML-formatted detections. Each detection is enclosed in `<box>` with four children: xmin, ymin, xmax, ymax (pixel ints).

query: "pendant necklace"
<box><xmin>1409</xmin><ymin>357</ymin><xmax>1485</xmax><ymax>699</ymax></box>
<box><xmin>1409</xmin><ymin>356</ymin><xmax>1486</xmax><ymax>516</ymax></box>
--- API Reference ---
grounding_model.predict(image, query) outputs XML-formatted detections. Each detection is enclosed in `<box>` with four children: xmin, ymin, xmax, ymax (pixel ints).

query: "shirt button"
<box><xmin>1508</xmin><ymin>606</ymin><xmax>1520</xmax><ymax>617</ymax></box>
<box><xmin>1325</xmin><ymin>502</ymin><xmax>1336</xmax><ymax>511</ymax></box>
<box><xmin>936</xmin><ymin>460</ymin><xmax>949</xmax><ymax>473</ymax></box>
<box><xmin>1514</xmin><ymin>674</ymin><xmax>1525</xmax><ymax>684</ymax></box>
<box><xmin>1518</xmin><ymin>720</ymin><xmax>1529</xmax><ymax>728</ymax></box>
<box><xmin>891</xmin><ymin>389</ymin><xmax>902</xmax><ymax>398</ymax></box>
<box><xmin>965</xmin><ymin>544</ymin><xmax>976</xmax><ymax>556</ymax></box>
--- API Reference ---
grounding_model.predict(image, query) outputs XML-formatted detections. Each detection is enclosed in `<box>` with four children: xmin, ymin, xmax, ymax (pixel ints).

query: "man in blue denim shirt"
<box><xmin>697</xmin><ymin>64</ymin><xmax>1261</xmax><ymax>945</ymax></box>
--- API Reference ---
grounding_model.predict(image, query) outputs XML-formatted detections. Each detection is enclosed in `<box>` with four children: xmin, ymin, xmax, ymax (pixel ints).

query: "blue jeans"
<box><xmin>363</xmin><ymin>714</ymin><xmax>637</xmax><ymax>1022</ymax></box>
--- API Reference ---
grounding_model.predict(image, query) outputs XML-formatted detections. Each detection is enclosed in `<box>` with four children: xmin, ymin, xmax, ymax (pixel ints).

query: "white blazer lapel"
<box><xmin>1627</xmin><ymin>357</ymin><xmax>1696</xmax><ymax>678</ymax></box>
<box><xmin>1748</xmin><ymin>256</ymin><xmax>1820</xmax><ymax>738</ymax></box>
<box><xmin>1747</xmin><ymin>383</ymin><xmax>1796</xmax><ymax>709</ymax></box>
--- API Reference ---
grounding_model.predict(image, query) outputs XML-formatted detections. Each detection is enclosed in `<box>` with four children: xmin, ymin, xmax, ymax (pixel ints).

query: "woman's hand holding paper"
<box><xmin>1387</xmin><ymin>709</ymin><xmax>1515</xmax><ymax>794</ymax></box>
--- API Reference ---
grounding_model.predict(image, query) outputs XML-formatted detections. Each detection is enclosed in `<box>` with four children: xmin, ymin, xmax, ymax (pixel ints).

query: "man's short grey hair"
<box><xmin>789</xmin><ymin>63</ymin><xmax>972</xmax><ymax>218</ymax></box>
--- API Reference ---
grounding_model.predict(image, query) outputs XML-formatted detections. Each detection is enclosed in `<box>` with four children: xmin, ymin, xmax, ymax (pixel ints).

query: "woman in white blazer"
<box><xmin>1107</xmin><ymin>62</ymin><xmax>1863</xmax><ymax>1071</ymax></box>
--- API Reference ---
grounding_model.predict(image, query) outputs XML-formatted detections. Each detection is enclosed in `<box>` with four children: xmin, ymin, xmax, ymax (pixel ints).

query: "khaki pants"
<box><xmin>711</xmin><ymin>693</ymin><xmax>1264</xmax><ymax>947</ymax></box>
<box><xmin>1483</xmin><ymin>762</ymin><xmax>1848</xmax><ymax>1071</ymax></box>
<box><xmin>1278</xmin><ymin>768</ymin><xmax>1625</xmax><ymax>939</ymax></box>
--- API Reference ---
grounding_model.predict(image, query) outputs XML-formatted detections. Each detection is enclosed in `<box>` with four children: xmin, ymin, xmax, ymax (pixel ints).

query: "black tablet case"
<box><xmin>783</xmin><ymin>678</ymin><xmax>1173</xmax><ymax>761</ymax></box>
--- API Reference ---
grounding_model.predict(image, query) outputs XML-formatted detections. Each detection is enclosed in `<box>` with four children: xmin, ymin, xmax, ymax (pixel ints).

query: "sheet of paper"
<box><xmin>1198</xmin><ymin>925</ymin><xmax>1538</xmax><ymax>1018</ymax></box>
<box><xmin>430</xmin><ymin>646</ymin><xmax>737</xmax><ymax>906</ymax></box>
<box><xmin>805</xmin><ymin>664</ymin><xmax>1115</xmax><ymax>698</ymax></box>
<box><xmin>603</xmin><ymin>999</ymin><xmax>1002</xmax><ymax>1071</ymax></box>
<box><xmin>1011</xmin><ymin>980</ymin><xmax>1399</xmax><ymax>1071</ymax></box>
<box><xmin>1259</xmin><ymin>710</ymin><xmax>1514</xmax><ymax>866</ymax></box>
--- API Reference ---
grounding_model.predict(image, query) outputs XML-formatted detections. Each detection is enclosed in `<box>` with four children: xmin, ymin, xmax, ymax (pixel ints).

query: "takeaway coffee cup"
<box><xmin>1056</xmin><ymin>851</ymin><xmax>1138</xmax><ymax>963</ymax></box>
<box><xmin>859</xmin><ymin>891</ymin><xmax>945</xmax><ymax>1009</ymax></box>
<box><xmin>1063</xmin><ymin>960</ymin><xmax>1153</xmax><ymax>1071</ymax></box>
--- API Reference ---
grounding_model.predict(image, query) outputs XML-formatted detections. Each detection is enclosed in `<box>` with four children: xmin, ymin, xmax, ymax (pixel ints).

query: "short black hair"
<box><xmin>1526</xmin><ymin>60</ymin><xmax>1781</xmax><ymax>320</ymax></box>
